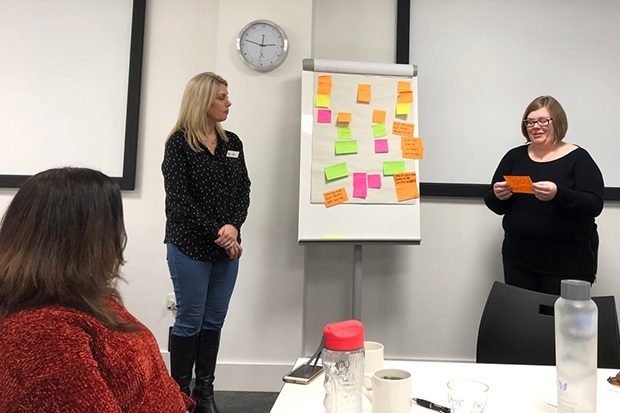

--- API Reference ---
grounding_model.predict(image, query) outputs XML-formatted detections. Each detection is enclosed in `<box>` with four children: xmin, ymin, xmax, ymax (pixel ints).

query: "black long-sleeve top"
<box><xmin>484</xmin><ymin>145</ymin><xmax>604</xmax><ymax>277</ymax></box>
<box><xmin>162</xmin><ymin>131</ymin><xmax>251</xmax><ymax>262</ymax></box>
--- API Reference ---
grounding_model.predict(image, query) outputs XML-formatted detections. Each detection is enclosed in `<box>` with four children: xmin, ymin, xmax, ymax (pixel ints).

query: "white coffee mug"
<box><xmin>363</xmin><ymin>368</ymin><xmax>412</xmax><ymax>413</ymax></box>
<box><xmin>364</xmin><ymin>341</ymin><xmax>384</xmax><ymax>375</ymax></box>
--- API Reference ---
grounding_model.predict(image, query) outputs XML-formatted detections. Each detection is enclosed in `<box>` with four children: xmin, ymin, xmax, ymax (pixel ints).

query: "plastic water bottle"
<box><xmin>555</xmin><ymin>279</ymin><xmax>597</xmax><ymax>413</ymax></box>
<box><xmin>322</xmin><ymin>319</ymin><xmax>365</xmax><ymax>413</ymax></box>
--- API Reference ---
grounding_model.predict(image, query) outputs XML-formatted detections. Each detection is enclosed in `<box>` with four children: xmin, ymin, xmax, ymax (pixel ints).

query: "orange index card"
<box><xmin>393</xmin><ymin>172</ymin><xmax>419</xmax><ymax>201</ymax></box>
<box><xmin>401</xmin><ymin>137</ymin><xmax>424</xmax><ymax>159</ymax></box>
<box><xmin>398</xmin><ymin>81</ymin><xmax>411</xmax><ymax>93</ymax></box>
<box><xmin>323</xmin><ymin>187</ymin><xmax>348</xmax><ymax>208</ymax></box>
<box><xmin>397</xmin><ymin>91</ymin><xmax>413</xmax><ymax>104</ymax></box>
<box><xmin>503</xmin><ymin>175</ymin><xmax>534</xmax><ymax>194</ymax></box>
<box><xmin>372</xmin><ymin>109</ymin><xmax>386</xmax><ymax>124</ymax></box>
<box><xmin>357</xmin><ymin>84</ymin><xmax>371</xmax><ymax>104</ymax></box>
<box><xmin>392</xmin><ymin>121</ymin><xmax>414</xmax><ymax>137</ymax></box>
<box><xmin>337</xmin><ymin>112</ymin><xmax>352</xmax><ymax>124</ymax></box>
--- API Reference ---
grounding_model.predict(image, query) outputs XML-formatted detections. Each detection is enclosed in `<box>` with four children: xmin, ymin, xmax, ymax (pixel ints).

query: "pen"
<box><xmin>413</xmin><ymin>398</ymin><xmax>451</xmax><ymax>413</ymax></box>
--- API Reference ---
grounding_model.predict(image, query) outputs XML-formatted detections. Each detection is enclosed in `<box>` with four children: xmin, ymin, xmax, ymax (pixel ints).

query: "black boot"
<box><xmin>169</xmin><ymin>327</ymin><xmax>199</xmax><ymax>396</ymax></box>
<box><xmin>192</xmin><ymin>329</ymin><xmax>221</xmax><ymax>413</ymax></box>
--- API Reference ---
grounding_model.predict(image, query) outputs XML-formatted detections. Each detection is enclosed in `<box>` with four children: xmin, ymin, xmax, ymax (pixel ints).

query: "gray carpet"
<box><xmin>214</xmin><ymin>391</ymin><xmax>279</xmax><ymax>413</ymax></box>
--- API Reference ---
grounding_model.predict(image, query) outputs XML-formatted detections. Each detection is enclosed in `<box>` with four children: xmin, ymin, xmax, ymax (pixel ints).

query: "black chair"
<box><xmin>476</xmin><ymin>281</ymin><xmax>620</xmax><ymax>368</ymax></box>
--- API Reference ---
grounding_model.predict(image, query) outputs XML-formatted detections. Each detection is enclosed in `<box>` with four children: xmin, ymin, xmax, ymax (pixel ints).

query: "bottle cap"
<box><xmin>560</xmin><ymin>279</ymin><xmax>591</xmax><ymax>300</ymax></box>
<box><xmin>323</xmin><ymin>319</ymin><xmax>364</xmax><ymax>351</ymax></box>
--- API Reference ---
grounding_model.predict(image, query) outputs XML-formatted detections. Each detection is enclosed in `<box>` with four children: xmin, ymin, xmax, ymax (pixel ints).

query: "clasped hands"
<box><xmin>215</xmin><ymin>224</ymin><xmax>243</xmax><ymax>259</ymax></box>
<box><xmin>494</xmin><ymin>180</ymin><xmax>557</xmax><ymax>201</ymax></box>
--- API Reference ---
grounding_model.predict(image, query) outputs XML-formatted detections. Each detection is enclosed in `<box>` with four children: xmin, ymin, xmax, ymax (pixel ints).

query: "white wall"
<box><xmin>1</xmin><ymin>0</ymin><xmax>619</xmax><ymax>393</ymax></box>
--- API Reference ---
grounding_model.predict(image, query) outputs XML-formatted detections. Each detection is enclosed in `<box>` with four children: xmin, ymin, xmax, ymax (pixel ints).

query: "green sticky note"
<box><xmin>372</xmin><ymin>123</ymin><xmax>387</xmax><ymax>138</ymax></box>
<box><xmin>383</xmin><ymin>161</ymin><xmax>406</xmax><ymax>176</ymax></box>
<box><xmin>335</xmin><ymin>140</ymin><xmax>358</xmax><ymax>155</ymax></box>
<box><xmin>324</xmin><ymin>162</ymin><xmax>349</xmax><ymax>181</ymax></box>
<box><xmin>315</xmin><ymin>94</ymin><xmax>330</xmax><ymax>108</ymax></box>
<box><xmin>337</xmin><ymin>126</ymin><xmax>352</xmax><ymax>139</ymax></box>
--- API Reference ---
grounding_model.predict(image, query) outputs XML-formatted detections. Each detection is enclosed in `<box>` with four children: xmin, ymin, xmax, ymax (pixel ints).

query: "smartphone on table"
<box><xmin>282</xmin><ymin>363</ymin><xmax>324</xmax><ymax>384</ymax></box>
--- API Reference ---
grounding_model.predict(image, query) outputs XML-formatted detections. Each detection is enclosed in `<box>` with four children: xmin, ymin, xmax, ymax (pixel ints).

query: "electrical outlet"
<box><xmin>166</xmin><ymin>293</ymin><xmax>177</xmax><ymax>312</ymax></box>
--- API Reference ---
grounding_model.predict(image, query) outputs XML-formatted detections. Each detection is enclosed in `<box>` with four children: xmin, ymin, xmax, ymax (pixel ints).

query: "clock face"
<box><xmin>236</xmin><ymin>20</ymin><xmax>288</xmax><ymax>72</ymax></box>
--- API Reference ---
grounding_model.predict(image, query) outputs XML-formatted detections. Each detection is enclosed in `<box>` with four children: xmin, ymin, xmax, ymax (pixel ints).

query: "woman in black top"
<box><xmin>484</xmin><ymin>95</ymin><xmax>603</xmax><ymax>295</ymax></box>
<box><xmin>162</xmin><ymin>72</ymin><xmax>250</xmax><ymax>413</ymax></box>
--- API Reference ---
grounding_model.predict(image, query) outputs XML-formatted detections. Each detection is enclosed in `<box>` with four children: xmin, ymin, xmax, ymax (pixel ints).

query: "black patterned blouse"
<box><xmin>162</xmin><ymin>130</ymin><xmax>251</xmax><ymax>262</ymax></box>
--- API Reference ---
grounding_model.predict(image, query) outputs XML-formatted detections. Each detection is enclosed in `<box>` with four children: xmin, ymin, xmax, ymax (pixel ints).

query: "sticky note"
<box><xmin>393</xmin><ymin>172</ymin><xmax>419</xmax><ymax>201</ymax></box>
<box><xmin>353</xmin><ymin>172</ymin><xmax>367</xmax><ymax>199</ymax></box>
<box><xmin>318</xmin><ymin>75</ymin><xmax>333</xmax><ymax>86</ymax></box>
<box><xmin>315</xmin><ymin>94</ymin><xmax>330</xmax><ymax>108</ymax></box>
<box><xmin>396</xmin><ymin>103</ymin><xmax>410</xmax><ymax>116</ymax></box>
<box><xmin>503</xmin><ymin>175</ymin><xmax>534</xmax><ymax>194</ymax></box>
<box><xmin>367</xmin><ymin>174</ymin><xmax>382</xmax><ymax>189</ymax></box>
<box><xmin>317</xmin><ymin>109</ymin><xmax>331</xmax><ymax>123</ymax></box>
<box><xmin>323</xmin><ymin>187</ymin><xmax>348</xmax><ymax>208</ymax></box>
<box><xmin>398</xmin><ymin>81</ymin><xmax>411</xmax><ymax>93</ymax></box>
<box><xmin>392</xmin><ymin>121</ymin><xmax>414</xmax><ymax>137</ymax></box>
<box><xmin>317</xmin><ymin>82</ymin><xmax>332</xmax><ymax>95</ymax></box>
<box><xmin>383</xmin><ymin>161</ymin><xmax>406</xmax><ymax>176</ymax></box>
<box><xmin>372</xmin><ymin>123</ymin><xmax>387</xmax><ymax>138</ymax></box>
<box><xmin>357</xmin><ymin>84</ymin><xmax>371</xmax><ymax>103</ymax></box>
<box><xmin>401</xmin><ymin>137</ymin><xmax>423</xmax><ymax>159</ymax></box>
<box><xmin>335</xmin><ymin>140</ymin><xmax>358</xmax><ymax>155</ymax></box>
<box><xmin>337</xmin><ymin>112</ymin><xmax>352</xmax><ymax>124</ymax></box>
<box><xmin>324</xmin><ymin>162</ymin><xmax>349</xmax><ymax>181</ymax></box>
<box><xmin>374</xmin><ymin>139</ymin><xmax>389</xmax><ymax>153</ymax></box>
<box><xmin>397</xmin><ymin>91</ymin><xmax>413</xmax><ymax>103</ymax></box>
<box><xmin>372</xmin><ymin>109</ymin><xmax>386</xmax><ymax>124</ymax></box>
<box><xmin>337</xmin><ymin>126</ymin><xmax>352</xmax><ymax>139</ymax></box>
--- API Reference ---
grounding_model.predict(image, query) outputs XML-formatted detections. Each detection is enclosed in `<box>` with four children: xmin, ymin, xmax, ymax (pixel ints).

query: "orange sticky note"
<box><xmin>401</xmin><ymin>137</ymin><xmax>424</xmax><ymax>159</ymax></box>
<box><xmin>337</xmin><ymin>112</ymin><xmax>352</xmax><ymax>124</ymax></box>
<box><xmin>372</xmin><ymin>109</ymin><xmax>386</xmax><ymax>124</ymax></box>
<box><xmin>398</xmin><ymin>81</ymin><xmax>411</xmax><ymax>93</ymax></box>
<box><xmin>503</xmin><ymin>175</ymin><xmax>534</xmax><ymax>194</ymax></box>
<box><xmin>318</xmin><ymin>75</ymin><xmax>332</xmax><ymax>86</ymax></box>
<box><xmin>393</xmin><ymin>172</ymin><xmax>419</xmax><ymax>201</ymax></box>
<box><xmin>392</xmin><ymin>121</ymin><xmax>414</xmax><ymax>137</ymax></box>
<box><xmin>357</xmin><ymin>84</ymin><xmax>371</xmax><ymax>103</ymax></box>
<box><xmin>397</xmin><ymin>91</ymin><xmax>413</xmax><ymax>104</ymax></box>
<box><xmin>317</xmin><ymin>83</ymin><xmax>332</xmax><ymax>95</ymax></box>
<box><xmin>323</xmin><ymin>187</ymin><xmax>349</xmax><ymax>208</ymax></box>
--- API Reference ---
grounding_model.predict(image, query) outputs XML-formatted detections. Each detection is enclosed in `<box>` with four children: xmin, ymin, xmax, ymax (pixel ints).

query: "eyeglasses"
<box><xmin>523</xmin><ymin>117</ymin><xmax>553</xmax><ymax>128</ymax></box>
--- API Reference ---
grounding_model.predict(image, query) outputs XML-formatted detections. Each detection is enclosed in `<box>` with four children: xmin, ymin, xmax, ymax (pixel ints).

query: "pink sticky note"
<box><xmin>317</xmin><ymin>109</ymin><xmax>332</xmax><ymax>123</ymax></box>
<box><xmin>353</xmin><ymin>172</ymin><xmax>367</xmax><ymax>199</ymax></box>
<box><xmin>367</xmin><ymin>174</ymin><xmax>382</xmax><ymax>189</ymax></box>
<box><xmin>374</xmin><ymin>139</ymin><xmax>389</xmax><ymax>153</ymax></box>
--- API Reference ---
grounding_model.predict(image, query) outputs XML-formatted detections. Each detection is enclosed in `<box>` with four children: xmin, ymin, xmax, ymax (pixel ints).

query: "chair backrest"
<box><xmin>476</xmin><ymin>281</ymin><xmax>620</xmax><ymax>368</ymax></box>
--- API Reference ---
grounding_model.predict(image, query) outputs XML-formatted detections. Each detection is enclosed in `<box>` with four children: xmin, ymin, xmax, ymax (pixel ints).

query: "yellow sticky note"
<box><xmin>323</xmin><ymin>187</ymin><xmax>349</xmax><ymax>208</ymax></box>
<box><xmin>393</xmin><ymin>172</ymin><xmax>419</xmax><ymax>201</ymax></box>
<box><xmin>397</xmin><ymin>81</ymin><xmax>411</xmax><ymax>93</ymax></box>
<box><xmin>357</xmin><ymin>84</ymin><xmax>371</xmax><ymax>104</ymax></box>
<box><xmin>396</xmin><ymin>103</ymin><xmax>410</xmax><ymax>116</ymax></box>
<box><xmin>315</xmin><ymin>94</ymin><xmax>330</xmax><ymax>108</ymax></box>
<box><xmin>372</xmin><ymin>109</ymin><xmax>386</xmax><ymax>124</ymax></box>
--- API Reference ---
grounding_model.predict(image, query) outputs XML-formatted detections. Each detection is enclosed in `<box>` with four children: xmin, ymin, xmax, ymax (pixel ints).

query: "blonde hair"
<box><xmin>169</xmin><ymin>72</ymin><xmax>229</xmax><ymax>152</ymax></box>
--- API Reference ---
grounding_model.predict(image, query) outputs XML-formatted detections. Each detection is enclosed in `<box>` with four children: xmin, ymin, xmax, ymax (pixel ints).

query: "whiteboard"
<box><xmin>298</xmin><ymin>59</ymin><xmax>421</xmax><ymax>243</ymax></box>
<box><xmin>406</xmin><ymin>0</ymin><xmax>620</xmax><ymax>199</ymax></box>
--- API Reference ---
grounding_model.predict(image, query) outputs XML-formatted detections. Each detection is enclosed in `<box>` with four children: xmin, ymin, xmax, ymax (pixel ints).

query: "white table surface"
<box><xmin>270</xmin><ymin>359</ymin><xmax>620</xmax><ymax>412</ymax></box>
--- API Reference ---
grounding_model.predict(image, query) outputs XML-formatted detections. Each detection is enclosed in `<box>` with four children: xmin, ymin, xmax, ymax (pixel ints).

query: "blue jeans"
<box><xmin>167</xmin><ymin>243</ymin><xmax>239</xmax><ymax>337</ymax></box>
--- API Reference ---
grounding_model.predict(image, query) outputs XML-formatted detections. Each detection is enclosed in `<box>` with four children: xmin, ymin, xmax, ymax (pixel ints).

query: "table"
<box><xmin>270</xmin><ymin>359</ymin><xmax>620</xmax><ymax>412</ymax></box>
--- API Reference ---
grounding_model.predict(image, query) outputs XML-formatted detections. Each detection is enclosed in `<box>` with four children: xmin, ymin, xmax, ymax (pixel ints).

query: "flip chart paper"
<box><xmin>324</xmin><ymin>162</ymin><xmax>349</xmax><ymax>181</ymax></box>
<box><xmin>335</xmin><ymin>140</ymin><xmax>358</xmax><ymax>155</ymax></box>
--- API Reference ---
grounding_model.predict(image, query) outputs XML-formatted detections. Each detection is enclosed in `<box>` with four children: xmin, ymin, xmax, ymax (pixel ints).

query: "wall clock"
<box><xmin>236</xmin><ymin>20</ymin><xmax>288</xmax><ymax>72</ymax></box>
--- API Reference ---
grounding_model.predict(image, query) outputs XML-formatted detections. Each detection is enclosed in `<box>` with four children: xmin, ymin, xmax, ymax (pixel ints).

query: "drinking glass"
<box><xmin>447</xmin><ymin>379</ymin><xmax>489</xmax><ymax>413</ymax></box>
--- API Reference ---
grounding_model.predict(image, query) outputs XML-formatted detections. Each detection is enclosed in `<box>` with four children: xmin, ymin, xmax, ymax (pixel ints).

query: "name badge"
<box><xmin>226</xmin><ymin>150</ymin><xmax>240</xmax><ymax>158</ymax></box>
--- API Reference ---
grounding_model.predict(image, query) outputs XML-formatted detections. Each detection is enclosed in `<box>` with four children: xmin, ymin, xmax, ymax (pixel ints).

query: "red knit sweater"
<box><xmin>0</xmin><ymin>301</ymin><xmax>195</xmax><ymax>413</ymax></box>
